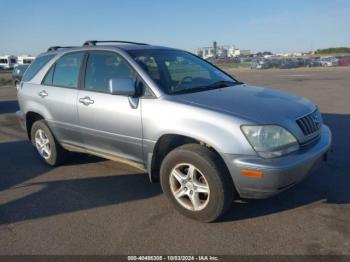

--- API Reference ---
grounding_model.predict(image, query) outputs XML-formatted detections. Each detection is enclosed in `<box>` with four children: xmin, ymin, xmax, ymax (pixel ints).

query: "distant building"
<box><xmin>195</xmin><ymin>46</ymin><xmax>228</xmax><ymax>59</ymax></box>
<box><xmin>228</xmin><ymin>47</ymin><xmax>251</xmax><ymax>57</ymax></box>
<box><xmin>195</xmin><ymin>43</ymin><xmax>251</xmax><ymax>59</ymax></box>
<box><xmin>275</xmin><ymin>52</ymin><xmax>304</xmax><ymax>57</ymax></box>
<box><xmin>276</xmin><ymin>53</ymin><xmax>290</xmax><ymax>57</ymax></box>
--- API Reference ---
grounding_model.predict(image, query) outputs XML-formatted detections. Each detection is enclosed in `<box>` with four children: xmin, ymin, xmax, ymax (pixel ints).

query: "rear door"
<box><xmin>77</xmin><ymin>51</ymin><xmax>143</xmax><ymax>163</ymax></box>
<box><xmin>40</xmin><ymin>52</ymin><xmax>85</xmax><ymax>146</ymax></box>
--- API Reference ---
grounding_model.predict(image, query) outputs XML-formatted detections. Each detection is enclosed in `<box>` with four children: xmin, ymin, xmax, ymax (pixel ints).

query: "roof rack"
<box><xmin>47</xmin><ymin>46</ymin><xmax>76</xmax><ymax>52</ymax></box>
<box><xmin>83</xmin><ymin>40</ymin><xmax>149</xmax><ymax>47</ymax></box>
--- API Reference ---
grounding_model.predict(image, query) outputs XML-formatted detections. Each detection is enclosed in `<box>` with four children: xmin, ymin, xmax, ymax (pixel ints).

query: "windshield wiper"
<box><xmin>206</xmin><ymin>80</ymin><xmax>242</xmax><ymax>88</ymax></box>
<box><xmin>171</xmin><ymin>80</ymin><xmax>243</xmax><ymax>95</ymax></box>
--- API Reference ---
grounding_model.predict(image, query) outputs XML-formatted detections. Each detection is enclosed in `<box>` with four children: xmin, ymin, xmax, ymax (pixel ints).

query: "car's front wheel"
<box><xmin>31</xmin><ymin>120</ymin><xmax>66</xmax><ymax>166</ymax></box>
<box><xmin>160</xmin><ymin>144</ymin><xmax>235</xmax><ymax>222</ymax></box>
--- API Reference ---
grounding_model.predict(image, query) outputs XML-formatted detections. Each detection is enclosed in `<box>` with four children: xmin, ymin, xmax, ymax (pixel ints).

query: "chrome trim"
<box><xmin>61</xmin><ymin>143</ymin><xmax>146</xmax><ymax>171</ymax></box>
<box><xmin>296</xmin><ymin>108</ymin><xmax>322</xmax><ymax>136</ymax></box>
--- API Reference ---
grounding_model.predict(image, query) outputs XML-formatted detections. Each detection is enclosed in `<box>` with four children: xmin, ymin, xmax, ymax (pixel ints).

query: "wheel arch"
<box><xmin>148</xmin><ymin>133</ymin><xmax>233</xmax><ymax>187</ymax></box>
<box><xmin>26</xmin><ymin>111</ymin><xmax>45</xmax><ymax>140</ymax></box>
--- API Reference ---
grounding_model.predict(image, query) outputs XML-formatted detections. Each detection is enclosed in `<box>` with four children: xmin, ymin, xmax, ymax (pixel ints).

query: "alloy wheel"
<box><xmin>34</xmin><ymin>129</ymin><xmax>51</xmax><ymax>160</ymax></box>
<box><xmin>169</xmin><ymin>163</ymin><xmax>210</xmax><ymax>211</ymax></box>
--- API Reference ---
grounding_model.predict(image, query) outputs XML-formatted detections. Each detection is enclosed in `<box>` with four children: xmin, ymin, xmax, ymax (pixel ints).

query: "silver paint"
<box><xmin>17</xmin><ymin>44</ymin><xmax>332</xmax><ymax>199</ymax></box>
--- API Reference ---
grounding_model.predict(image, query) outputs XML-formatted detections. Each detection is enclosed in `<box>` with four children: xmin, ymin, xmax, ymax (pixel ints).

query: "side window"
<box><xmin>134</xmin><ymin>56</ymin><xmax>161</xmax><ymax>83</ymax></box>
<box><xmin>22</xmin><ymin>54</ymin><xmax>55</xmax><ymax>82</ymax></box>
<box><xmin>43</xmin><ymin>65</ymin><xmax>55</xmax><ymax>85</ymax></box>
<box><xmin>52</xmin><ymin>52</ymin><xmax>84</xmax><ymax>88</ymax></box>
<box><xmin>85</xmin><ymin>52</ymin><xmax>134</xmax><ymax>92</ymax></box>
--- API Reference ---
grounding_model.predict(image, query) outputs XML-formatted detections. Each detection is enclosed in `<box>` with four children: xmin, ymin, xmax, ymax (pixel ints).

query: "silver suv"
<box><xmin>16</xmin><ymin>41</ymin><xmax>332</xmax><ymax>222</ymax></box>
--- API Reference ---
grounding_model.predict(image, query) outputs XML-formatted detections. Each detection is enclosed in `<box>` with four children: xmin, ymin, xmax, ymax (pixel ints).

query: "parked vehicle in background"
<box><xmin>17</xmin><ymin>55</ymin><xmax>35</xmax><ymax>65</ymax></box>
<box><xmin>338</xmin><ymin>56</ymin><xmax>350</xmax><ymax>66</ymax></box>
<box><xmin>320</xmin><ymin>56</ymin><xmax>338</xmax><ymax>67</ymax></box>
<box><xmin>12</xmin><ymin>64</ymin><xmax>29</xmax><ymax>90</ymax></box>
<box><xmin>16</xmin><ymin>40</ymin><xmax>331</xmax><ymax>222</ymax></box>
<box><xmin>239</xmin><ymin>56</ymin><xmax>252</xmax><ymax>63</ymax></box>
<box><xmin>268</xmin><ymin>58</ymin><xmax>280</xmax><ymax>68</ymax></box>
<box><xmin>306</xmin><ymin>57</ymin><xmax>322</xmax><ymax>67</ymax></box>
<box><xmin>296</xmin><ymin>58</ymin><xmax>308</xmax><ymax>67</ymax></box>
<box><xmin>0</xmin><ymin>55</ymin><xmax>17</xmax><ymax>70</ymax></box>
<box><xmin>278</xmin><ymin>59</ymin><xmax>299</xmax><ymax>69</ymax></box>
<box><xmin>250</xmin><ymin>59</ymin><xmax>271</xmax><ymax>69</ymax></box>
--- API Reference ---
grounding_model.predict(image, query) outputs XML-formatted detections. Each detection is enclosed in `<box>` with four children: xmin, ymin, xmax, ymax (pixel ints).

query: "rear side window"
<box><xmin>22</xmin><ymin>54</ymin><xmax>55</xmax><ymax>82</ymax></box>
<box><xmin>43</xmin><ymin>52</ymin><xmax>84</xmax><ymax>88</ymax></box>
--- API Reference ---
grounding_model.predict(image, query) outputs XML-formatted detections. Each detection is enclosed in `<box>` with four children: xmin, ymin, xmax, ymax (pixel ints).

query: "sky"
<box><xmin>1</xmin><ymin>0</ymin><xmax>349</xmax><ymax>56</ymax></box>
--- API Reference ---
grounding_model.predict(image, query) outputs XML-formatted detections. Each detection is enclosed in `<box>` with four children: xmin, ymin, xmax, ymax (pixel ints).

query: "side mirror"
<box><xmin>109</xmin><ymin>78</ymin><xmax>136</xmax><ymax>97</ymax></box>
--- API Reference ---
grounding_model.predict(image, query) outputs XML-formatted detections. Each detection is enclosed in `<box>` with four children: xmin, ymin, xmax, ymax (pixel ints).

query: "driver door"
<box><xmin>77</xmin><ymin>51</ymin><xmax>143</xmax><ymax>163</ymax></box>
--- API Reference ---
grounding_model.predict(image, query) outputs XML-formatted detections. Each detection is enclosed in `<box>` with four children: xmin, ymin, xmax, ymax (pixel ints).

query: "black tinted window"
<box><xmin>85</xmin><ymin>52</ymin><xmax>134</xmax><ymax>92</ymax></box>
<box><xmin>23</xmin><ymin>59</ymin><xmax>33</xmax><ymax>64</ymax></box>
<box><xmin>22</xmin><ymin>54</ymin><xmax>55</xmax><ymax>82</ymax></box>
<box><xmin>52</xmin><ymin>53</ymin><xmax>84</xmax><ymax>88</ymax></box>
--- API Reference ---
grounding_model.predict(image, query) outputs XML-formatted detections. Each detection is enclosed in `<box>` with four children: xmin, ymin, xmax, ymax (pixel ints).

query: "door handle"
<box><xmin>79</xmin><ymin>96</ymin><xmax>94</xmax><ymax>106</ymax></box>
<box><xmin>38</xmin><ymin>90</ymin><xmax>48</xmax><ymax>98</ymax></box>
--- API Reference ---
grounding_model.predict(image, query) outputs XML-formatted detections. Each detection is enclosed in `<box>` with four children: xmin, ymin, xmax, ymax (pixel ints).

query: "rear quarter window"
<box><xmin>22</xmin><ymin>54</ymin><xmax>55</xmax><ymax>82</ymax></box>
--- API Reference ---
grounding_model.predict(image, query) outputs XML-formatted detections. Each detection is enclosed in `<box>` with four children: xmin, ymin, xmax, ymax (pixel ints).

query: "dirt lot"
<box><xmin>0</xmin><ymin>72</ymin><xmax>13</xmax><ymax>86</ymax></box>
<box><xmin>0</xmin><ymin>67</ymin><xmax>349</xmax><ymax>255</ymax></box>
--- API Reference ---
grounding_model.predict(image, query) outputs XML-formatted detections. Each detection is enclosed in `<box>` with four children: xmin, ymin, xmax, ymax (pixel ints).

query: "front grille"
<box><xmin>296</xmin><ymin>109</ymin><xmax>322</xmax><ymax>136</ymax></box>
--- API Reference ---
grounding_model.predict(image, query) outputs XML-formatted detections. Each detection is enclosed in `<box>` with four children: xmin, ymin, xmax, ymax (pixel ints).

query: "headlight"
<box><xmin>241</xmin><ymin>125</ymin><xmax>299</xmax><ymax>158</ymax></box>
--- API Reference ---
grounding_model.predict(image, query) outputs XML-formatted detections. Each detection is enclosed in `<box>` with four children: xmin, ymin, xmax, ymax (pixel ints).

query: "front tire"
<box><xmin>31</xmin><ymin>120</ymin><xmax>66</xmax><ymax>166</ymax></box>
<box><xmin>160</xmin><ymin>144</ymin><xmax>235</xmax><ymax>222</ymax></box>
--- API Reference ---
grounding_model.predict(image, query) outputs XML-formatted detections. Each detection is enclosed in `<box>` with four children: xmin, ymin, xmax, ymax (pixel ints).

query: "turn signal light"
<box><xmin>241</xmin><ymin>169</ymin><xmax>263</xmax><ymax>178</ymax></box>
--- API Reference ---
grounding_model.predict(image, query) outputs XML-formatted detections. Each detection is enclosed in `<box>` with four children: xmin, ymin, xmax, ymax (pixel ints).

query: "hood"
<box><xmin>172</xmin><ymin>84</ymin><xmax>316</xmax><ymax>124</ymax></box>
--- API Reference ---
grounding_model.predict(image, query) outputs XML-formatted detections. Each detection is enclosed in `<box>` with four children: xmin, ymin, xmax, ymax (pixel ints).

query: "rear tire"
<box><xmin>30</xmin><ymin>120</ymin><xmax>66</xmax><ymax>166</ymax></box>
<box><xmin>160</xmin><ymin>144</ymin><xmax>235</xmax><ymax>222</ymax></box>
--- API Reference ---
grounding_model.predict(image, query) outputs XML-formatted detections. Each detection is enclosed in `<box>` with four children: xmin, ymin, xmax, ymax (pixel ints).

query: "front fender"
<box><xmin>141</xmin><ymin>98</ymin><xmax>256</xmax><ymax>156</ymax></box>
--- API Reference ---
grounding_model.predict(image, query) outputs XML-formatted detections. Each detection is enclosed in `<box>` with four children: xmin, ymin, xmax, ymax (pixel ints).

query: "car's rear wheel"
<box><xmin>31</xmin><ymin>120</ymin><xmax>66</xmax><ymax>166</ymax></box>
<box><xmin>160</xmin><ymin>144</ymin><xmax>235</xmax><ymax>222</ymax></box>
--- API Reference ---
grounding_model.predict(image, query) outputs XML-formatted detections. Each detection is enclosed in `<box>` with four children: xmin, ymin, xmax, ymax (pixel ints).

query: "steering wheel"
<box><xmin>173</xmin><ymin>76</ymin><xmax>193</xmax><ymax>91</ymax></box>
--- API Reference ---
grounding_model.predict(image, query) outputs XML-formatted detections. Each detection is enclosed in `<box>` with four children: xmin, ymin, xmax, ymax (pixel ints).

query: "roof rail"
<box><xmin>83</xmin><ymin>40</ymin><xmax>149</xmax><ymax>47</ymax></box>
<box><xmin>47</xmin><ymin>46</ymin><xmax>76</xmax><ymax>52</ymax></box>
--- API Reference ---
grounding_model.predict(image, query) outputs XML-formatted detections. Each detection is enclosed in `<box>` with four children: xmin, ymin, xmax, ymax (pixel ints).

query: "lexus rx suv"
<box><xmin>16</xmin><ymin>41</ymin><xmax>332</xmax><ymax>222</ymax></box>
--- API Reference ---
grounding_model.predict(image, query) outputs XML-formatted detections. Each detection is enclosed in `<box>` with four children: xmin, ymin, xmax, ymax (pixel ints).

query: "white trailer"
<box><xmin>17</xmin><ymin>55</ymin><xmax>35</xmax><ymax>65</ymax></box>
<box><xmin>0</xmin><ymin>55</ymin><xmax>17</xmax><ymax>69</ymax></box>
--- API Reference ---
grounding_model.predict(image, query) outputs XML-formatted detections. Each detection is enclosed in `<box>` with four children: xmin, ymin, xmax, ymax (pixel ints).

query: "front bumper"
<box><xmin>223</xmin><ymin>125</ymin><xmax>332</xmax><ymax>199</ymax></box>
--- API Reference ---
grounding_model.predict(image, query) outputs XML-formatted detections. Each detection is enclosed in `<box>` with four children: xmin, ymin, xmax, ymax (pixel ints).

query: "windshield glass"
<box><xmin>128</xmin><ymin>49</ymin><xmax>240</xmax><ymax>94</ymax></box>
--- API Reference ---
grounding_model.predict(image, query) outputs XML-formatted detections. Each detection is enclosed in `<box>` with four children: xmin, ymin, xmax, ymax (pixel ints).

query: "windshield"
<box><xmin>128</xmin><ymin>49</ymin><xmax>241</xmax><ymax>94</ymax></box>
